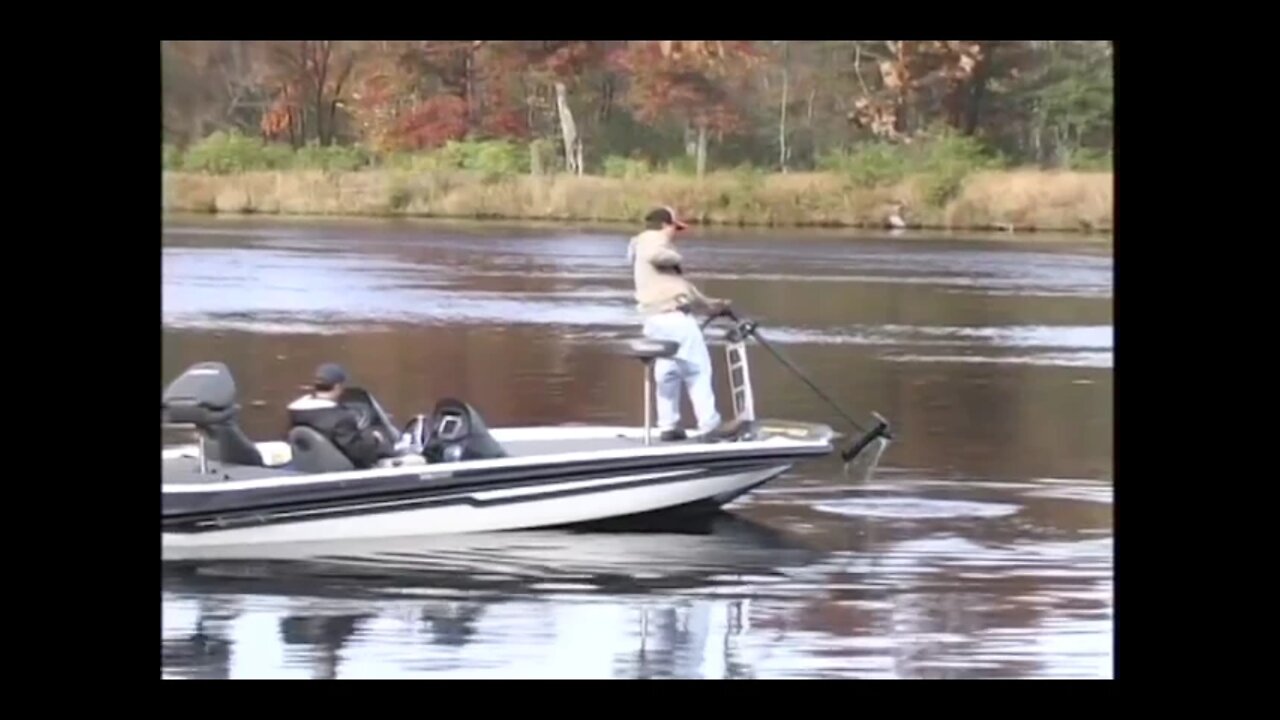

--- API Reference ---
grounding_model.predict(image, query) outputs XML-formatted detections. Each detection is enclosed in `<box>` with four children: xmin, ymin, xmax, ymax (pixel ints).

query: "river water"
<box><xmin>160</xmin><ymin>214</ymin><xmax>1113</xmax><ymax>679</ymax></box>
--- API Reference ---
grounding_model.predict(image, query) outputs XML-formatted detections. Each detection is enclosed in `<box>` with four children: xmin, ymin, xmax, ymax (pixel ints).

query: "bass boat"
<box><xmin>161</xmin><ymin>313</ymin><xmax>892</xmax><ymax>556</ymax></box>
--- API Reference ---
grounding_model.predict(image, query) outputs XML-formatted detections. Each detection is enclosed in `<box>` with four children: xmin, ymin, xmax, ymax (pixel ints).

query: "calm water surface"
<box><xmin>161</xmin><ymin>214</ymin><xmax>1113</xmax><ymax>679</ymax></box>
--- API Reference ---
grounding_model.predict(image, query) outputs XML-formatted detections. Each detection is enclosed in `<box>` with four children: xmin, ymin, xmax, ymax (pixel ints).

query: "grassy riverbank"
<box><xmin>162</xmin><ymin>168</ymin><xmax>1112</xmax><ymax>233</ymax></box>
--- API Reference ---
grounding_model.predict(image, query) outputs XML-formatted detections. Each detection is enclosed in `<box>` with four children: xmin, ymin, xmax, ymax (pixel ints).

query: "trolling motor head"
<box><xmin>841</xmin><ymin>411</ymin><xmax>893</xmax><ymax>462</ymax></box>
<box><xmin>840</xmin><ymin>412</ymin><xmax>894</xmax><ymax>482</ymax></box>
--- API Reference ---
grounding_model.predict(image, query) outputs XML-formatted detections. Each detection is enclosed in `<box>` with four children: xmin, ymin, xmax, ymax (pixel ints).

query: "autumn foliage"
<box><xmin>846</xmin><ymin>41</ymin><xmax>996</xmax><ymax>141</ymax></box>
<box><xmin>395</xmin><ymin>96</ymin><xmax>470</xmax><ymax>150</ymax></box>
<box><xmin>163</xmin><ymin>40</ymin><xmax>1112</xmax><ymax>174</ymax></box>
<box><xmin>611</xmin><ymin>41</ymin><xmax>761</xmax><ymax>136</ymax></box>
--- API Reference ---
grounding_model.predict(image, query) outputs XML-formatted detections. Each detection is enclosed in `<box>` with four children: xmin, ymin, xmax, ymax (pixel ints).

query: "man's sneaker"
<box><xmin>660</xmin><ymin>429</ymin><xmax>687</xmax><ymax>441</ymax></box>
<box><xmin>701</xmin><ymin>419</ymin><xmax>749</xmax><ymax>443</ymax></box>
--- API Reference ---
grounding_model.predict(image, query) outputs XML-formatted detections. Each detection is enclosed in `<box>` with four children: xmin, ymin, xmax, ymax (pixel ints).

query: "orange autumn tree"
<box><xmin>346</xmin><ymin>41</ymin><xmax>529</xmax><ymax>152</ymax></box>
<box><xmin>465</xmin><ymin>42</ymin><xmax>531</xmax><ymax>141</ymax></box>
<box><xmin>394</xmin><ymin>41</ymin><xmax>529</xmax><ymax>145</ymax></box>
<box><xmin>256</xmin><ymin>40</ymin><xmax>371</xmax><ymax>147</ymax></box>
<box><xmin>847</xmin><ymin>41</ymin><xmax>1010</xmax><ymax>142</ymax></box>
<box><xmin>611</xmin><ymin>41</ymin><xmax>762</xmax><ymax>177</ymax></box>
<box><xmin>342</xmin><ymin>41</ymin><xmax>475</xmax><ymax>151</ymax></box>
<box><xmin>343</xmin><ymin>42</ymin><xmax>421</xmax><ymax>151</ymax></box>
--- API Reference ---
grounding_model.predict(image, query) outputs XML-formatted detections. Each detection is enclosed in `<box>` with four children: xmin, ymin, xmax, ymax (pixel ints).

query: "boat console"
<box><xmin>337</xmin><ymin>387</ymin><xmax>401</xmax><ymax>444</ymax></box>
<box><xmin>420</xmin><ymin>398</ymin><xmax>510</xmax><ymax>463</ymax></box>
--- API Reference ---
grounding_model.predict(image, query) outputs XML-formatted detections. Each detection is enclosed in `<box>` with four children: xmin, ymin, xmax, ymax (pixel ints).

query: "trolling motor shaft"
<box><xmin>705</xmin><ymin>307</ymin><xmax>894</xmax><ymax>463</ymax></box>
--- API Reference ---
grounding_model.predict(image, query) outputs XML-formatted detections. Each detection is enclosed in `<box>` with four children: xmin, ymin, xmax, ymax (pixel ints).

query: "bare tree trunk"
<box><xmin>853</xmin><ymin>42</ymin><xmax>872</xmax><ymax>96</ymax></box>
<box><xmin>530</xmin><ymin>141</ymin><xmax>544</xmax><ymax>176</ymax></box>
<box><xmin>521</xmin><ymin>77</ymin><xmax>534</xmax><ymax>136</ymax></box>
<box><xmin>598</xmin><ymin>75</ymin><xmax>615</xmax><ymax>123</ymax></box>
<box><xmin>1051</xmin><ymin>125</ymin><xmax>1066</xmax><ymax>167</ymax></box>
<box><xmin>574</xmin><ymin>137</ymin><xmax>584</xmax><ymax>177</ymax></box>
<box><xmin>464</xmin><ymin>48</ymin><xmax>476</xmax><ymax>129</ymax></box>
<box><xmin>963</xmin><ymin>42</ymin><xmax>994</xmax><ymax>135</ymax></box>
<box><xmin>779</xmin><ymin>42</ymin><xmax>790</xmax><ymax>173</ymax></box>
<box><xmin>313</xmin><ymin>42</ymin><xmax>332</xmax><ymax>145</ymax></box>
<box><xmin>327</xmin><ymin>54</ymin><xmax>355</xmax><ymax>147</ymax></box>
<box><xmin>695</xmin><ymin>124</ymin><xmax>708</xmax><ymax>179</ymax></box>
<box><xmin>554</xmin><ymin>82</ymin><xmax>579</xmax><ymax>175</ymax></box>
<box><xmin>290</xmin><ymin>41</ymin><xmax>310</xmax><ymax>145</ymax></box>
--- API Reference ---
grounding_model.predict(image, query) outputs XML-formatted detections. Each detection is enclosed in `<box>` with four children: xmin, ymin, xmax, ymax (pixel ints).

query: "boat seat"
<box><xmin>287</xmin><ymin>426</ymin><xmax>357</xmax><ymax>474</ymax></box>
<box><xmin>616</xmin><ymin>338</ymin><xmax>679</xmax><ymax>361</ymax></box>
<box><xmin>613</xmin><ymin>339</ymin><xmax>681</xmax><ymax>446</ymax></box>
<box><xmin>162</xmin><ymin>361</ymin><xmax>264</xmax><ymax>467</ymax></box>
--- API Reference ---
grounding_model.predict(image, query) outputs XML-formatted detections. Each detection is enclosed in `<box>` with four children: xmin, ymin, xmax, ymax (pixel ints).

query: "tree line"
<box><xmin>162</xmin><ymin>40</ymin><xmax>1113</xmax><ymax>176</ymax></box>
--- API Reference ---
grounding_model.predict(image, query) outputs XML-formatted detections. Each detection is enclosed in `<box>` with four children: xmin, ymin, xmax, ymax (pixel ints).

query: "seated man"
<box><xmin>286</xmin><ymin>363</ymin><xmax>398</xmax><ymax>468</ymax></box>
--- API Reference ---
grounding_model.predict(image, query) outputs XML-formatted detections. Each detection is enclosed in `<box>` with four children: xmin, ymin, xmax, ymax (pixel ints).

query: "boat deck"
<box><xmin>162</xmin><ymin>434</ymin><xmax>706</xmax><ymax>486</ymax></box>
<box><xmin>163</xmin><ymin>456</ymin><xmax>304</xmax><ymax>485</ymax></box>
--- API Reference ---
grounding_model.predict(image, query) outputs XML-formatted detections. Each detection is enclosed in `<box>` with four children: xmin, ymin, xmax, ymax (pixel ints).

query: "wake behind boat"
<box><xmin>162</xmin><ymin>313</ymin><xmax>891</xmax><ymax>557</ymax></box>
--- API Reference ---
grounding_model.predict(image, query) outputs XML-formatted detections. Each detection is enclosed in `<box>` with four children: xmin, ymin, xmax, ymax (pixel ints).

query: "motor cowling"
<box><xmin>162</xmin><ymin>362</ymin><xmax>239</xmax><ymax>426</ymax></box>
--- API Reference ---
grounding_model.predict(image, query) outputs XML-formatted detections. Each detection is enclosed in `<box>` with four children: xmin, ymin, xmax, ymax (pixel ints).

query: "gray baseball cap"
<box><xmin>313</xmin><ymin>362</ymin><xmax>348</xmax><ymax>387</ymax></box>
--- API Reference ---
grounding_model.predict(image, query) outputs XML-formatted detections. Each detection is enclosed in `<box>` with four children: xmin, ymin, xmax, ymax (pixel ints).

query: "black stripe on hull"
<box><xmin>558</xmin><ymin>470</ymin><xmax>789</xmax><ymax>532</ymax></box>
<box><xmin>165</xmin><ymin>444</ymin><xmax>828</xmax><ymax>522</ymax></box>
<box><xmin>164</xmin><ymin>462</ymin><xmax>793</xmax><ymax>535</ymax></box>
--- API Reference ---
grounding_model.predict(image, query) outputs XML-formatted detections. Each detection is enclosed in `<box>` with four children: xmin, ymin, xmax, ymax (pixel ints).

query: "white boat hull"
<box><xmin>163</xmin><ymin>462</ymin><xmax>791</xmax><ymax>559</ymax></box>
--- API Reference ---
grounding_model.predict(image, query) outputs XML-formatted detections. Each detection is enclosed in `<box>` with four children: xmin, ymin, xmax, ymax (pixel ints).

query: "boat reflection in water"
<box><xmin>161</xmin><ymin>513</ymin><xmax>826</xmax><ymax>679</ymax></box>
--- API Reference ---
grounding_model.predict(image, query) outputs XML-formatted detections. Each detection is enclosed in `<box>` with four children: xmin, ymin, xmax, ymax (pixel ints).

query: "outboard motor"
<box><xmin>162</xmin><ymin>362</ymin><xmax>263</xmax><ymax>469</ymax></box>
<box><xmin>421</xmin><ymin>398</ymin><xmax>509</xmax><ymax>463</ymax></box>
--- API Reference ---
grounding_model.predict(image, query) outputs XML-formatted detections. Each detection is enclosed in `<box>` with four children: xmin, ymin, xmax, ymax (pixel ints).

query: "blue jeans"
<box><xmin>642</xmin><ymin>311</ymin><xmax>722</xmax><ymax>433</ymax></box>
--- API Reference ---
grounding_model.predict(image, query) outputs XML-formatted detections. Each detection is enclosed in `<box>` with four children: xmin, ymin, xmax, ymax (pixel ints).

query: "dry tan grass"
<box><xmin>947</xmin><ymin>169</ymin><xmax>1113</xmax><ymax>232</ymax></box>
<box><xmin>163</xmin><ymin>168</ymin><xmax>1113</xmax><ymax>233</ymax></box>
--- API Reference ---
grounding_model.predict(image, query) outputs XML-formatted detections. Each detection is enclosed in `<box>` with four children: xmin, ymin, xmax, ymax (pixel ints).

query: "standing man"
<box><xmin>627</xmin><ymin>206</ymin><xmax>738</xmax><ymax>441</ymax></box>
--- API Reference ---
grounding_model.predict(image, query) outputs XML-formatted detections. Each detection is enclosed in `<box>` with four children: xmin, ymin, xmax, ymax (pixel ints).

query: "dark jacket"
<box><xmin>287</xmin><ymin>395</ymin><xmax>393</xmax><ymax>468</ymax></box>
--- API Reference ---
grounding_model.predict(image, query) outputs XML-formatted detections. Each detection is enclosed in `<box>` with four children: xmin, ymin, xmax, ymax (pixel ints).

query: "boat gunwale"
<box><xmin>162</xmin><ymin>422</ymin><xmax>835</xmax><ymax>495</ymax></box>
<box><xmin>162</xmin><ymin>439</ymin><xmax>829</xmax><ymax>523</ymax></box>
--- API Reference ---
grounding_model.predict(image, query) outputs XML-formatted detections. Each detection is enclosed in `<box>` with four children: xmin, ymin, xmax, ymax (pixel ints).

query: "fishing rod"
<box><xmin>703</xmin><ymin>307</ymin><xmax>893</xmax><ymax>463</ymax></box>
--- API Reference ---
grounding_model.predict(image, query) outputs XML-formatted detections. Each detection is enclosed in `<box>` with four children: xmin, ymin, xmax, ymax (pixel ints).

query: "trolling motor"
<box><xmin>703</xmin><ymin>307</ymin><xmax>894</xmax><ymax>467</ymax></box>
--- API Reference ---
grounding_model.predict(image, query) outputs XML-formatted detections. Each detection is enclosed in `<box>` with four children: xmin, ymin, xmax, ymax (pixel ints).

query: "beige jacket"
<box><xmin>627</xmin><ymin>229</ymin><xmax>717</xmax><ymax>315</ymax></box>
